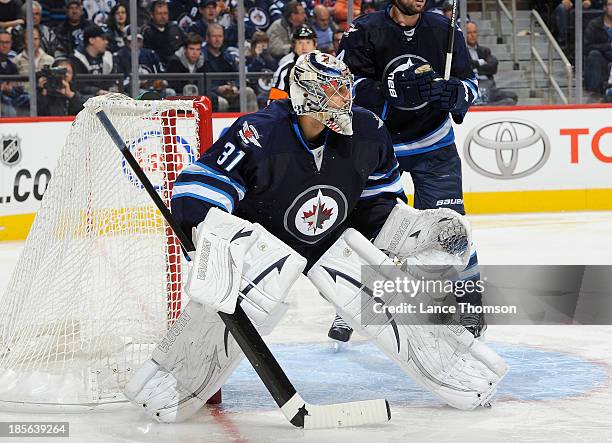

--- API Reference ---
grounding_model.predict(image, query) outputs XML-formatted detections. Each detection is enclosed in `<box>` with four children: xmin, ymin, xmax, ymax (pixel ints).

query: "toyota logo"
<box><xmin>464</xmin><ymin>119</ymin><xmax>550</xmax><ymax>179</ymax></box>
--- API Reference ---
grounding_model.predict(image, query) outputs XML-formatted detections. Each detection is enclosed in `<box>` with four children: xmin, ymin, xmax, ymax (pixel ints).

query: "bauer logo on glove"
<box><xmin>383</xmin><ymin>56</ymin><xmax>444</xmax><ymax>110</ymax></box>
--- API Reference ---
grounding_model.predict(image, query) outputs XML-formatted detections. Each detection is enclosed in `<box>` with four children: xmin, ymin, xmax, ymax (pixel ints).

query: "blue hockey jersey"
<box><xmin>338</xmin><ymin>9</ymin><xmax>479</xmax><ymax>157</ymax></box>
<box><xmin>171</xmin><ymin>100</ymin><xmax>405</xmax><ymax>266</ymax></box>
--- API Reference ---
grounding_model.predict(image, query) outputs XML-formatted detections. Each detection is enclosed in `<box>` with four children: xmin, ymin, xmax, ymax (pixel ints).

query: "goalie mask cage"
<box><xmin>0</xmin><ymin>94</ymin><xmax>213</xmax><ymax>411</ymax></box>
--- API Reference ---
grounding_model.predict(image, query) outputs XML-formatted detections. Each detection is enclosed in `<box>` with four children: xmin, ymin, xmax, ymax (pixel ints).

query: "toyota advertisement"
<box><xmin>455</xmin><ymin>107</ymin><xmax>611</xmax><ymax>193</ymax></box>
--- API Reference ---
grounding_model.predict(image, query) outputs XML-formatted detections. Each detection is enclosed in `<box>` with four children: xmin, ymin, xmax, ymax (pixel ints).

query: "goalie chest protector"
<box><xmin>171</xmin><ymin>99</ymin><xmax>402</xmax><ymax>265</ymax></box>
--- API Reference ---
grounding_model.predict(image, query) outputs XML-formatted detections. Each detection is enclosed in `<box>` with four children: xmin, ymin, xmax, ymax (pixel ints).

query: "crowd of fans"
<box><xmin>0</xmin><ymin>0</ymin><xmax>610</xmax><ymax>116</ymax></box>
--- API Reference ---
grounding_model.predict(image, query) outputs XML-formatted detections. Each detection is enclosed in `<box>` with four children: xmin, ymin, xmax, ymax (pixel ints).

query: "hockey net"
<box><xmin>0</xmin><ymin>94</ymin><xmax>213</xmax><ymax>411</ymax></box>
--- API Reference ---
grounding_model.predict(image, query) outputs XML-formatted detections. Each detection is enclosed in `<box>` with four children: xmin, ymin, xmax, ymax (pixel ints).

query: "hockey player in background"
<box><xmin>332</xmin><ymin>0</ymin><xmax>483</xmax><ymax>342</ymax></box>
<box><xmin>124</xmin><ymin>52</ymin><xmax>507</xmax><ymax>422</ymax></box>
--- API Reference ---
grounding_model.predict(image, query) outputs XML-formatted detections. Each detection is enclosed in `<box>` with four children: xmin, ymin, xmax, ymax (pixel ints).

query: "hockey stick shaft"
<box><xmin>444</xmin><ymin>0</ymin><xmax>458</xmax><ymax>80</ymax></box>
<box><xmin>95</xmin><ymin>108</ymin><xmax>390</xmax><ymax>429</ymax></box>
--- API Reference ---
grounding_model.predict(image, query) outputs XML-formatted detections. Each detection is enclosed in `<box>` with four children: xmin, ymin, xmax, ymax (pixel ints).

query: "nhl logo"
<box><xmin>1</xmin><ymin>135</ymin><xmax>22</xmax><ymax>166</ymax></box>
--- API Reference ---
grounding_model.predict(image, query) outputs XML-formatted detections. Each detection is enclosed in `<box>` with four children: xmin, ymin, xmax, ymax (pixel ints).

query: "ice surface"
<box><xmin>1</xmin><ymin>212</ymin><xmax>611</xmax><ymax>442</ymax></box>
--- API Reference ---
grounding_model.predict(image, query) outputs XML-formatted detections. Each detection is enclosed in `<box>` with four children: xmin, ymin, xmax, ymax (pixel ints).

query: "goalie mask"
<box><xmin>289</xmin><ymin>51</ymin><xmax>354</xmax><ymax>136</ymax></box>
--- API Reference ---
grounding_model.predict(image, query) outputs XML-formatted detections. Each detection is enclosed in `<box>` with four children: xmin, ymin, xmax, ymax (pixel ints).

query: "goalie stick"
<box><xmin>94</xmin><ymin>107</ymin><xmax>391</xmax><ymax>429</ymax></box>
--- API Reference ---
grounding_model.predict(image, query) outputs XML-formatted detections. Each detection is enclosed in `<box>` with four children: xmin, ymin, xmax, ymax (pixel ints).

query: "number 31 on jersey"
<box><xmin>217</xmin><ymin>142</ymin><xmax>245</xmax><ymax>172</ymax></box>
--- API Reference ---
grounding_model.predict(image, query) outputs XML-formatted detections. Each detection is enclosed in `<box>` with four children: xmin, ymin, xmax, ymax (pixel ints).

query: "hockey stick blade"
<box><xmin>94</xmin><ymin>107</ymin><xmax>391</xmax><ymax>429</ymax></box>
<box><xmin>282</xmin><ymin>394</ymin><xmax>390</xmax><ymax>429</ymax></box>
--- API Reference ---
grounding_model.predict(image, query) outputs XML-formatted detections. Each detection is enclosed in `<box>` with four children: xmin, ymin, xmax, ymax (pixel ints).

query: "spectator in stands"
<box><xmin>0</xmin><ymin>27</ymin><xmax>17</xmax><ymax>60</ymax></box>
<box><xmin>116</xmin><ymin>25</ymin><xmax>164</xmax><ymax>91</ymax></box>
<box><xmin>166</xmin><ymin>32</ymin><xmax>206</xmax><ymax>94</ymax></box>
<box><xmin>554</xmin><ymin>1</ymin><xmax>603</xmax><ymax>47</ymax></box>
<box><xmin>11</xmin><ymin>1</ymin><xmax>57</xmax><ymax>56</ymax></box>
<box><xmin>37</xmin><ymin>58</ymin><xmax>85</xmax><ymax>115</ymax></box>
<box><xmin>312</xmin><ymin>4</ymin><xmax>333</xmax><ymax>53</ymax></box>
<box><xmin>361</xmin><ymin>0</ymin><xmax>376</xmax><ymax>14</ymax></box>
<box><xmin>267</xmin><ymin>1</ymin><xmax>306</xmax><ymax>59</ymax></box>
<box><xmin>142</xmin><ymin>0</ymin><xmax>185</xmax><ymax>66</ymax></box>
<box><xmin>246</xmin><ymin>30</ymin><xmax>277</xmax><ymax>107</ymax></box>
<box><xmin>554</xmin><ymin>0</ymin><xmax>573</xmax><ymax>46</ymax></box>
<box><xmin>222</xmin><ymin>0</ymin><xmax>257</xmax><ymax>49</ymax></box>
<box><xmin>331</xmin><ymin>28</ymin><xmax>343</xmax><ymax>55</ymax></box>
<box><xmin>189</xmin><ymin>0</ymin><xmax>219</xmax><ymax>38</ymax></box>
<box><xmin>70</xmin><ymin>24</ymin><xmax>119</xmax><ymax>95</ymax></box>
<box><xmin>106</xmin><ymin>2</ymin><xmax>129</xmax><ymax>54</ymax></box>
<box><xmin>334</xmin><ymin>0</ymin><xmax>360</xmax><ymax>30</ymax></box>
<box><xmin>585</xmin><ymin>0</ymin><xmax>612</xmax><ymax>94</ymax></box>
<box><xmin>14</xmin><ymin>26</ymin><xmax>55</xmax><ymax>81</ymax></box>
<box><xmin>82</xmin><ymin>0</ymin><xmax>114</xmax><ymax>25</ymax></box>
<box><xmin>55</xmin><ymin>0</ymin><xmax>92</xmax><ymax>59</ymax></box>
<box><xmin>465</xmin><ymin>21</ymin><xmax>517</xmax><ymax>106</ymax></box>
<box><xmin>169</xmin><ymin>0</ymin><xmax>199</xmax><ymax>23</ymax></box>
<box><xmin>0</xmin><ymin>0</ymin><xmax>24</xmax><ymax>30</ymax></box>
<box><xmin>0</xmin><ymin>29</ymin><xmax>24</xmax><ymax>116</ymax></box>
<box><xmin>267</xmin><ymin>24</ymin><xmax>316</xmax><ymax>102</ymax></box>
<box><xmin>246</xmin><ymin>29</ymin><xmax>277</xmax><ymax>72</ymax></box>
<box><xmin>203</xmin><ymin>23</ymin><xmax>258</xmax><ymax>111</ymax></box>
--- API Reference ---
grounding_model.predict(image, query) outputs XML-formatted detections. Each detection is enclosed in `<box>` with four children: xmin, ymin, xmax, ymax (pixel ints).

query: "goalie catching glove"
<box><xmin>124</xmin><ymin>209</ymin><xmax>307</xmax><ymax>422</ymax></box>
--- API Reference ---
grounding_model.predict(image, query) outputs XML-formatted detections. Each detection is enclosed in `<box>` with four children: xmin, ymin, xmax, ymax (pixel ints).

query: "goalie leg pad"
<box><xmin>124</xmin><ymin>301</ymin><xmax>243</xmax><ymax>423</ymax></box>
<box><xmin>308</xmin><ymin>229</ymin><xmax>508</xmax><ymax>411</ymax></box>
<box><xmin>125</xmin><ymin>221</ymin><xmax>307</xmax><ymax>422</ymax></box>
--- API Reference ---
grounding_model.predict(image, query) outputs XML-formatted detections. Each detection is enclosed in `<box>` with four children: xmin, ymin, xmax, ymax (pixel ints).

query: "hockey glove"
<box><xmin>384</xmin><ymin>64</ymin><xmax>443</xmax><ymax>109</ymax></box>
<box><xmin>439</xmin><ymin>77</ymin><xmax>470</xmax><ymax>112</ymax></box>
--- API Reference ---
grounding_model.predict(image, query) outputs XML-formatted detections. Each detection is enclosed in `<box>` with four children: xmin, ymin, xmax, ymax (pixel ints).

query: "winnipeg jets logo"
<box><xmin>301</xmin><ymin>190</ymin><xmax>335</xmax><ymax>234</ymax></box>
<box><xmin>238</xmin><ymin>121</ymin><xmax>261</xmax><ymax>147</ymax></box>
<box><xmin>383</xmin><ymin>54</ymin><xmax>433</xmax><ymax>111</ymax></box>
<box><xmin>248</xmin><ymin>7</ymin><xmax>268</xmax><ymax>27</ymax></box>
<box><xmin>284</xmin><ymin>186</ymin><xmax>348</xmax><ymax>244</ymax></box>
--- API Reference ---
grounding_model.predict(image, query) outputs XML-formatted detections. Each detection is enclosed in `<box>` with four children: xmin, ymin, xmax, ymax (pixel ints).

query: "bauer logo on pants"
<box><xmin>464</xmin><ymin>119</ymin><xmax>550</xmax><ymax>179</ymax></box>
<box><xmin>284</xmin><ymin>185</ymin><xmax>348</xmax><ymax>244</ymax></box>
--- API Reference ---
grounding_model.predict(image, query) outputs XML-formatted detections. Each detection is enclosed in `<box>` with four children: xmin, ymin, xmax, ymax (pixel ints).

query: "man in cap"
<box><xmin>70</xmin><ymin>24</ymin><xmax>118</xmax><ymax>95</ymax></box>
<box><xmin>188</xmin><ymin>0</ymin><xmax>220</xmax><ymax>38</ymax></box>
<box><xmin>55</xmin><ymin>0</ymin><xmax>92</xmax><ymax>59</ymax></box>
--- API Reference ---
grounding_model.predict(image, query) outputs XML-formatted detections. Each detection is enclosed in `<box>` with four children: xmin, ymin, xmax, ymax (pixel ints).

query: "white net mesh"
<box><xmin>0</xmin><ymin>95</ymin><xmax>208</xmax><ymax>410</ymax></box>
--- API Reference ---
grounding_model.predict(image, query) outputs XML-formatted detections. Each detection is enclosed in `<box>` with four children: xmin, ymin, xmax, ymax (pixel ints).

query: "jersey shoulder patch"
<box><xmin>231</xmin><ymin>100</ymin><xmax>291</xmax><ymax>152</ymax></box>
